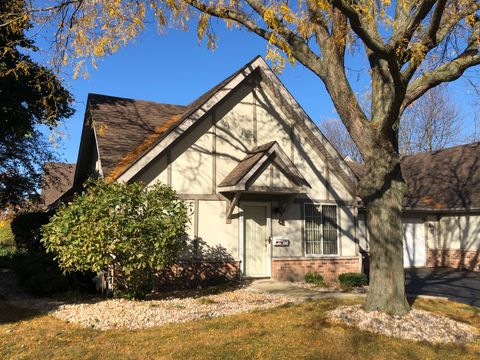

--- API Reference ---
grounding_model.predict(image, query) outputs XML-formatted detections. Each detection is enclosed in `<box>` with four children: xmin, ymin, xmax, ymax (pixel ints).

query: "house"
<box><xmin>43</xmin><ymin>56</ymin><xmax>480</xmax><ymax>284</ymax></box>
<box><xmin>351</xmin><ymin>143</ymin><xmax>480</xmax><ymax>271</ymax></box>
<box><xmin>40</xmin><ymin>162</ymin><xmax>76</xmax><ymax>209</ymax></box>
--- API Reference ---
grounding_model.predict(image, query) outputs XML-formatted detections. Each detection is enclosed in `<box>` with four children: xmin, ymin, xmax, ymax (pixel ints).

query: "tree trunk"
<box><xmin>360</xmin><ymin>143</ymin><xmax>410</xmax><ymax>316</ymax></box>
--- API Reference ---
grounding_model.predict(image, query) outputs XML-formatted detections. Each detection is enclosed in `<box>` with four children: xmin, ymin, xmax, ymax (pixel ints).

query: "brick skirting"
<box><xmin>272</xmin><ymin>257</ymin><xmax>360</xmax><ymax>283</ymax></box>
<box><xmin>154</xmin><ymin>261</ymin><xmax>241</xmax><ymax>290</ymax></box>
<box><xmin>427</xmin><ymin>250</ymin><xmax>480</xmax><ymax>271</ymax></box>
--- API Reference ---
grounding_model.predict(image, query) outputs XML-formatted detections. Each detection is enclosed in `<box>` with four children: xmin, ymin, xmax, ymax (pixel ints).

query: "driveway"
<box><xmin>405</xmin><ymin>268</ymin><xmax>480</xmax><ymax>307</ymax></box>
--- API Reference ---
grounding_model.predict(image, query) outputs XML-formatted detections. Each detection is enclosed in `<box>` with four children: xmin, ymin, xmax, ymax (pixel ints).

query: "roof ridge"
<box><xmin>250</xmin><ymin>141</ymin><xmax>277</xmax><ymax>153</ymax></box>
<box><xmin>401</xmin><ymin>141</ymin><xmax>480</xmax><ymax>159</ymax></box>
<box><xmin>88</xmin><ymin>93</ymin><xmax>186</xmax><ymax>108</ymax></box>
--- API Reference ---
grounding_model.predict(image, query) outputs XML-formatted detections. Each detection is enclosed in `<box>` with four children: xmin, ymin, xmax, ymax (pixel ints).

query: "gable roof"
<box><xmin>218</xmin><ymin>141</ymin><xmax>310</xmax><ymax>191</ymax></box>
<box><xmin>87</xmin><ymin>94</ymin><xmax>186</xmax><ymax>180</ymax></box>
<box><xmin>348</xmin><ymin>142</ymin><xmax>480</xmax><ymax>210</ymax></box>
<box><xmin>41</xmin><ymin>162</ymin><xmax>76</xmax><ymax>208</ymax></box>
<box><xmin>109</xmin><ymin>56</ymin><xmax>357</xmax><ymax>192</ymax></box>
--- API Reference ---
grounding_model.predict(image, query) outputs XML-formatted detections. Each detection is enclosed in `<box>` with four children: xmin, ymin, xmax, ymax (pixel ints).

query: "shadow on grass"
<box><xmin>0</xmin><ymin>298</ymin><xmax>42</xmax><ymax>325</ymax></box>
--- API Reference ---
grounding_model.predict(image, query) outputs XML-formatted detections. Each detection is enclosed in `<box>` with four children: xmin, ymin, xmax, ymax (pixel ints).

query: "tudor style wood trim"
<box><xmin>167</xmin><ymin>150</ymin><xmax>172</xmax><ymax>187</ymax></box>
<box><xmin>194</xmin><ymin>199</ymin><xmax>199</xmax><ymax>238</ymax></box>
<box><xmin>257</xmin><ymin>66</ymin><xmax>357</xmax><ymax>196</ymax></box>
<box><xmin>226</xmin><ymin>192</ymin><xmax>241</xmax><ymax>223</ymax></box>
<box><xmin>212</xmin><ymin>113</ymin><xmax>217</xmax><ymax>195</ymax></box>
<box><xmin>116</xmin><ymin>57</ymin><xmax>356</xmax><ymax>196</ymax></box>
<box><xmin>177</xmin><ymin>194</ymin><xmax>224</xmax><ymax>200</ymax></box>
<box><xmin>253</xmin><ymin>86</ymin><xmax>258</xmax><ymax>148</ymax></box>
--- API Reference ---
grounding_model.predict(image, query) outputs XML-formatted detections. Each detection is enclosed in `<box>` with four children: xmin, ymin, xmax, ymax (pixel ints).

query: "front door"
<box><xmin>243</xmin><ymin>203</ymin><xmax>271</xmax><ymax>277</ymax></box>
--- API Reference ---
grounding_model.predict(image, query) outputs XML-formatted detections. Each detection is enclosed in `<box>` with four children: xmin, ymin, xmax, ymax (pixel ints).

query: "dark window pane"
<box><xmin>322</xmin><ymin>205</ymin><xmax>338</xmax><ymax>255</ymax></box>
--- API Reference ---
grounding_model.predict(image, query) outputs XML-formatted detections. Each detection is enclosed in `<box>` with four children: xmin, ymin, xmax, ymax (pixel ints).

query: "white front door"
<box><xmin>243</xmin><ymin>203</ymin><xmax>271</xmax><ymax>277</ymax></box>
<box><xmin>403</xmin><ymin>219</ymin><xmax>426</xmax><ymax>268</ymax></box>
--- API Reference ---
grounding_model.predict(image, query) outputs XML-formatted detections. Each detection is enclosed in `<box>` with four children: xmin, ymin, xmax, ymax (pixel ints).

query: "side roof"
<box><xmin>83</xmin><ymin>56</ymin><xmax>263</xmax><ymax>183</ymax></box>
<box><xmin>87</xmin><ymin>94</ymin><xmax>186</xmax><ymax>180</ymax></box>
<box><xmin>348</xmin><ymin>142</ymin><xmax>480</xmax><ymax>210</ymax></box>
<box><xmin>41</xmin><ymin>162</ymin><xmax>76</xmax><ymax>208</ymax></box>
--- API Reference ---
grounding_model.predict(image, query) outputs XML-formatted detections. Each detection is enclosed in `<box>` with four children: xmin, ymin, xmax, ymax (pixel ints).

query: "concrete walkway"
<box><xmin>248</xmin><ymin>279</ymin><xmax>365</xmax><ymax>301</ymax></box>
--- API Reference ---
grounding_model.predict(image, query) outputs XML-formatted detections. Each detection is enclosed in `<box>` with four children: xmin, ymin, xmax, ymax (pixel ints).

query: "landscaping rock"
<box><xmin>326</xmin><ymin>304</ymin><xmax>478</xmax><ymax>344</ymax></box>
<box><xmin>52</xmin><ymin>289</ymin><xmax>297</xmax><ymax>330</ymax></box>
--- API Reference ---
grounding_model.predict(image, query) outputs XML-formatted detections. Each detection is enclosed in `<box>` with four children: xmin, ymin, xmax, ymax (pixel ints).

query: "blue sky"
<box><xmin>38</xmin><ymin>22</ymin><xmax>478</xmax><ymax>163</ymax></box>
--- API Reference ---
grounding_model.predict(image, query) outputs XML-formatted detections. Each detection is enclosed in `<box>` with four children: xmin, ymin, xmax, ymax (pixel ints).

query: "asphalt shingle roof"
<box><xmin>347</xmin><ymin>142</ymin><xmax>480</xmax><ymax>210</ymax></box>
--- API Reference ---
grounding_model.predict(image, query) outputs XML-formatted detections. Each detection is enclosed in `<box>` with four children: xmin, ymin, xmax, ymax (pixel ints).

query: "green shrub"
<box><xmin>0</xmin><ymin>221</ymin><xmax>14</xmax><ymax>247</ymax></box>
<box><xmin>338</xmin><ymin>272</ymin><xmax>368</xmax><ymax>288</ymax></box>
<box><xmin>11</xmin><ymin>211</ymin><xmax>51</xmax><ymax>251</ymax></box>
<box><xmin>12</xmin><ymin>251</ymin><xmax>95</xmax><ymax>296</ymax></box>
<box><xmin>42</xmin><ymin>179</ymin><xmax>189</xmax><ymax>299</ymax></box>
<box><xmin>304</xmin><ymin>272</ymin><xmax>326</xmax><ymax>286</ymax></box>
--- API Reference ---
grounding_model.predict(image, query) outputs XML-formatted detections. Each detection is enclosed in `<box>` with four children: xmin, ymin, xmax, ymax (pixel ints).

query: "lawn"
<box><xmin>1</xmin><ymin>297</ymin><xmax>479</xmax><ymax>359</ymax></box>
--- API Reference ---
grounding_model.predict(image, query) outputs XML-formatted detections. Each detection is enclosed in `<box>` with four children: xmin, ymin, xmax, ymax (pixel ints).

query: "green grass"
<box><xmin>0</xmin><ymin>297</ymin><xmax>479</xmax><ymax>359</ymax></box>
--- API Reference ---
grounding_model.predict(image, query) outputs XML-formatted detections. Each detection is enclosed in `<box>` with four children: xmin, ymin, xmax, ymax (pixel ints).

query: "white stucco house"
<box><xmin>42</xmin><ymin>56</ymin><xmax>480</xmax><ymax>284</ymax></box>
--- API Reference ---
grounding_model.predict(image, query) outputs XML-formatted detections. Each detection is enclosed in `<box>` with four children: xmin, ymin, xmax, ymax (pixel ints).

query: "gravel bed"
<box><xmin>52</xmin><ymin>288</ymin><xmax>297</xmax><ymax>330</ymax></box>
<box><xmin>1</xmin><ymin>268</ymin><xmax>297</xmax><ymax>331</ymax></box>
<box><xmin>326</xmin><ymin>304</ymin><xmax>478</xmax><ymax>344</ymax></box>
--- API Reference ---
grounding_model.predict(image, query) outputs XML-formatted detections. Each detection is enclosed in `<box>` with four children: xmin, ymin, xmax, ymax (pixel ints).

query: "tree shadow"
<box><xmin>405</xmin><ymin>267</ymin><xmax>480</xmax><ymax>307</ymax></box>
<box><xmin>0</xmin><ymin>298</ymin><xmax>41</xmax><ymax>325</ymax></box>
<box><xmin>154</xmin><ymin>237</ymin><xmax>240</xmax><ymax>291</ymax></box>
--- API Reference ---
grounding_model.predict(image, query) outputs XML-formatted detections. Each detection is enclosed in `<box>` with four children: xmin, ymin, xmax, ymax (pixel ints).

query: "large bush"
<box><xmin>11</xmin><ymin>211</ymin><xmax>51</xmax><ymax>251</ymax></box>
<box><xmin>42</xmin><ymin>179</ymin><xmax>189</xmax><ymax>298</ymax></box>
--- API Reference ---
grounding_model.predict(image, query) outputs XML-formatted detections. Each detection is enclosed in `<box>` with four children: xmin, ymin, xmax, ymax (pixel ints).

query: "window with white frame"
<box><xmin>304</xmin><ymin>204</ymin><xmax>338</xmax><ymax>255</ymax></box>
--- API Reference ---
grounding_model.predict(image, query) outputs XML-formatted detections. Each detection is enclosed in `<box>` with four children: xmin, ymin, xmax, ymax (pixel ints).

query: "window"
<box><xmin>305</xmin><ymin>204</ymin><xmax>338</xmax><ymax>255</ymax></box>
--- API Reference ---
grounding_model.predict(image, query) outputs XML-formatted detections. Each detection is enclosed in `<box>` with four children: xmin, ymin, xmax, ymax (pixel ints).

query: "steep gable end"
<box><xmin>114</xmin><ymin>56</ymin><xmax>357</xmax><ymax>196</ymax></box>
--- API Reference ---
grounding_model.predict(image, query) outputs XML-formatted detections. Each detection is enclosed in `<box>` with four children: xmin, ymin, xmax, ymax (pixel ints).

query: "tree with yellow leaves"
<box><xmin>13</xmin><ymin>0</ymin><xmax>480</xmax><ymax>315</ymax></box>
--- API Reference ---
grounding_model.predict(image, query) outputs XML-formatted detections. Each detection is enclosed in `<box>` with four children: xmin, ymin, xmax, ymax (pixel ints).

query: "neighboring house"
<box><xmin>41</xmin><ymin>162</ymin><xmax>76</xmax><ymax>209</ymax></box>
<box><xmin>42</xmin><ymin>56</ymin><xmax>480</xmax><ymax>283</ymax></box>
<box><xmin>351</xmin><ymin>143</ymin><xmax>480</xmax><ymax>272</ymax></box>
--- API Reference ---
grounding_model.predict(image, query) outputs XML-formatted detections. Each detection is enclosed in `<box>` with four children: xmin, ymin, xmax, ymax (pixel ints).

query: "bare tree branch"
<box><xmin>390</xmin><ymin>0</ymin><xmax>437</xmax><ymax>50</ymax></box>
<box><xmin>402</xmin><ymin>19</ymin><xmax>480</xmax><ymax>112</ymax></box>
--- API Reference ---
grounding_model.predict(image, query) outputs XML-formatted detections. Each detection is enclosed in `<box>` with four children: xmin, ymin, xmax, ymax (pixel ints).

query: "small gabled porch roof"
<box><xmin>219</xmin><ymin>141</ymin><xmax>310</xmax><ymax>224</ymax></box>
<box><xmin>218</xmin><ymin>141</ymin><xmax>310</xmax><ymax>193</ymax></box>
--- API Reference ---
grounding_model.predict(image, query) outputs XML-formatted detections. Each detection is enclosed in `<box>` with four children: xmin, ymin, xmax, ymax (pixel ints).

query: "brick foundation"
<box><xmin>427</xmin><ymin>250</ymin><xmax>480</xmax><ymax>271</ymax></box>
<box><xmin>272</xmin><ymin>257</ymin><xmax>360</xmax><ymax>283</ymax></box>
<box><xmin>154</xmin><ymin>261</ymin><xmax>241</xmax><ymax>289</ymax></box>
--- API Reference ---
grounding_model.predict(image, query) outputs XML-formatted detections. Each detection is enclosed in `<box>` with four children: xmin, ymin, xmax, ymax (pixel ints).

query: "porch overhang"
<box><xmin>219</xmin><ymin>141</ymin><xmax>310</xmax><ymax>223</ymax></box>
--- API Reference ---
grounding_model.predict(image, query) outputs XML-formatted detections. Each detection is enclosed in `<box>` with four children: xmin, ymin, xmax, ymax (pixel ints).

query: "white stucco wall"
<box><xmin>339</xmin><ymin>206</ymin><xmax>357</xmax><ymax>256</ymax></box>
<box><xmin>197</xmin><ymin>200</ymin><xmax>239</xmax><ymax>260</ymax></box>
<box><xmin>272</xmin><ymin>203</ymin><xmax>303</xmax><ymax>257</ymax></box>
<box><xmin>436</xmin><ymin>215</ymin><xmax>480</xmax><ymax>251</ymax></box>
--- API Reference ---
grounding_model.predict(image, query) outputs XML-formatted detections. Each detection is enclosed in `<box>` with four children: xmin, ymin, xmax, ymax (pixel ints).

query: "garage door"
<box><xmin>403</xmin><ymin>219</ymin><xmax>426</xmax><ymax>268</ymax></box>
